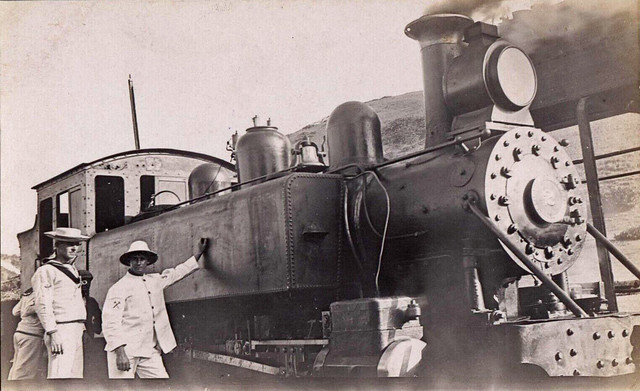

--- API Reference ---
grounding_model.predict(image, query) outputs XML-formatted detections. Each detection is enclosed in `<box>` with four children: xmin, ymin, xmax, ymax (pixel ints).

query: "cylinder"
<box><xmin>326</xmin><ymin>101</ymin><xmax>383</xmax><ymax>170</ymax></box>
<box><xmin>405</xmin><ymin>14</ymin><xmax>474</xmax><ymax>148</ymax></box>
<box><xmin>188</xmin><ymin>163</ymin><xmax>233</xmax><ymax>199</ymax></box>
<box><xmin>235</xmin><ymin>126</ymin><xmax>292</xmax><ymax>183</ymax></box>
<box><xmin>463</xmin><ymin>253</ymin><xmax>487</xmax><ymax>311</ymax></box>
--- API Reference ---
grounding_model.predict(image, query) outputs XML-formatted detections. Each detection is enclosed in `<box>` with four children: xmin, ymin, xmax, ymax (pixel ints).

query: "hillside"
<box><xmin>1</xmin><ymin>254</ymin><xmax>21</xmax><ymax>301</ymax></box>
<box><xmin>290</xmin><ymin>91</ymin><xmax>427</xmax><ymax>160</ymax></box>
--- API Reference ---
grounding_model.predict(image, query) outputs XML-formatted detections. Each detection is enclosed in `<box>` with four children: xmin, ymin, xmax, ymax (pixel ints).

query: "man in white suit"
<box><xmin>102</xmin><ymin>238</ymin><xmax>208</xmax><ymax>378</ymax></box>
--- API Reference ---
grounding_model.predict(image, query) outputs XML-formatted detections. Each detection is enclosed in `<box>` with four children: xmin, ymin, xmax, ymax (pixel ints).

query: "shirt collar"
<box><xmin>47</xmin><ymin>260</ymin><xmax>77</xmax><ymax>269</ymax></box>
<box><xmin>128</xmin><ymin>269</ymin><xmax>145</xmax><ymax>277</ymax></box>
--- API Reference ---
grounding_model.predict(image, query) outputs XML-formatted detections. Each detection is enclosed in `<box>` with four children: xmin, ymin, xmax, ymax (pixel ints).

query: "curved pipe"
<box><xmin>148</xmin><ymin>190</ymin><xmax>181</xmax><ymax>207</ymax></box>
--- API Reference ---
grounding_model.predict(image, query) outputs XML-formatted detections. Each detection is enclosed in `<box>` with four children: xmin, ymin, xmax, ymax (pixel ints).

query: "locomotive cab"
<box><xmin>17</xmin><ymin>149</ymin><xmax>235</xmax><ymax>289</ymax></box>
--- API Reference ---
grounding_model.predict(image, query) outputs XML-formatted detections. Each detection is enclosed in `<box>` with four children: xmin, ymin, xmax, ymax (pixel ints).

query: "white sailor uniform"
<box><xmin>8</xmin><ymin>289</ymin><xmax>46</xmax><ymax>380</ymax></box>
<box><xmin>32</xmin><ymin>261</ymin><xmax>86</xmax><ymax>379</ymax></box>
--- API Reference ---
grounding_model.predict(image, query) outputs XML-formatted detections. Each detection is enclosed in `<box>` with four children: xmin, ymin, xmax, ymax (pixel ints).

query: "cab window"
<box><xmin>95</xmin><ymin>175</ymin><xmax>125</xmax><ymax>233</ymax></box>
<box><xmin>56</xmin><ymin>191</ymin><xmax>69</xmax><ymax>228</ymax></box>
<box><xmin>39</xmin><ymin>197</ymin><xmax>53</xmax><ymax>258</ymax></box>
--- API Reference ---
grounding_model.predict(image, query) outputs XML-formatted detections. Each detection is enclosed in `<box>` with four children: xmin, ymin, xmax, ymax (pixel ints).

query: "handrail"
<box><xmin>586</xmin><ymin>223</ymin><xmax>640</xmax><ymax>280</ymax></box>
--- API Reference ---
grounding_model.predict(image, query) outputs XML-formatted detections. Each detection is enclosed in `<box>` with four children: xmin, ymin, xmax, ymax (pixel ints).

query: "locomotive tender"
<box><xmin>18</xmin><ymin>13</ymin><xmax>640</xmax><ymax>379</ymax></box>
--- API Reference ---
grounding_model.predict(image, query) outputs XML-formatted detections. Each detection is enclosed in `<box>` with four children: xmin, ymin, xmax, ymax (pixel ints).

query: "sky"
<box><xmin>0</xmin><ymin>0</ymin><xmax>625</xmax><ymax>256</ymax></box>
<box><xmin>1</xmin><ymin>1</ymin><xmax>435</xmax><ymax>255</ymax></box>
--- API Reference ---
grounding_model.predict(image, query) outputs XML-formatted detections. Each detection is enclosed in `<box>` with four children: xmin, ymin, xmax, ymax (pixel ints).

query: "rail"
<box><xmin>190</xmin><ymin>349</ymin><xmax>284</xmax><ymax>376</ymax></box>
<box><xmin>586</xmin><ymin>223</ymin><xmax>640</xmax><ymax>280</ymax></box>
<box><xmin>372</xmin><ymin>130</ymin><xmax>490</xmax><ymax>170</ymax></box>
<box><xmin>583</xmin><ymin>169</ymin><xmax>640</xmax><ymax>183</ymax></box>
<box><xmin>572</xmin><ymin>145</ymin><xmax>640</xmax><ymax>165</ymax></box>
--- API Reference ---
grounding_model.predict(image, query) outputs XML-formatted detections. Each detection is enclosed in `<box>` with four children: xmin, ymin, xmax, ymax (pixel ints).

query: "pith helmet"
<box><xmin>120</xmin><ymin>240</ymin><xmax>158</xmax><ymax>266</ymax></box>
<box><xmin>44</xmin><ymin>227</ymin><xmax>90</xmax><ymax>242</ymax></box>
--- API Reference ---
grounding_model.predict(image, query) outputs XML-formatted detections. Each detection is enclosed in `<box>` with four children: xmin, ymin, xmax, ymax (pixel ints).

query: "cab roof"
<box><xmin>32</xmin><ymin>148</ymin><xmax>235</xmax><ymax>190</ymax></box>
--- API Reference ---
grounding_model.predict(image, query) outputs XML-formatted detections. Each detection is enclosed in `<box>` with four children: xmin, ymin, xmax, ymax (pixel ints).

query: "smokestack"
<box><xmin>405</xmin><ymin>14</ymin><xmax>474</xmax><ymax>148</ymax></box>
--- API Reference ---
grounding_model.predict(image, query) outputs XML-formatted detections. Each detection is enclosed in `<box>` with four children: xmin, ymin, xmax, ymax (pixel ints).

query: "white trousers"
<box><xmin>107</xmin><ymin>347</ymin><xmax>169</xmax><ymax>379</ymax></box>
<box><xmin>8</xmin><ymin>332</ymin><xmax>46</xmax><ymax>380</ymax></box>
<box><xmin>44</xmin><ymin>323</ymin><xmax>84</xmax><ymax>379</ymax></box>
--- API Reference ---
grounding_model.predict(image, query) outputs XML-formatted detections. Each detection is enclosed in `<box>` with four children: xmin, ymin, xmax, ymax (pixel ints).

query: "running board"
<box><xmin>191</xmin><ymin>349</ymin><xmax>285</xmax><ymax>376</ymax></box>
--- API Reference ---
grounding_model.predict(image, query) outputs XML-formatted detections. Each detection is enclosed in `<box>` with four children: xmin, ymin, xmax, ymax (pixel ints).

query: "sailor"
<box><xmin>78</xmin><ymin>269</ymin><xmax>106</xmax><ymax>379</ymax></box>
<box><xmin>78</xmin><ymin>270</ymin><xmax>102</xmax><ymax>338</ymax></box>
<box><xmin>102</xmin><ymin>238</ymin><xmax>209</xmax><ymax>379</ymax></box>
<box><xmin>7</xmin><ymin>287</ymin><xmax>47</xmax><ymax>380</ymax></box>
<box><xmin>31</xmin><ymin>227</ymin><xmax>90</xmax><ymax>379</ymax></box>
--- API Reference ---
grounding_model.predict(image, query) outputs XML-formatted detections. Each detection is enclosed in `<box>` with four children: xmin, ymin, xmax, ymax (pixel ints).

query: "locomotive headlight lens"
<box><xmin>496</xmin><ymin>48</ymin><xmax>537</xmax><ymax>108</ymax></box>
<box><xmin>443</xmin><ymin>41</ymin><xmax>538</xmax><ymax>115</ymax></box>
<box><xmin>485</xmin><ymin>44</ymin><xmax>537</xmax><ymax>111</ymax></box>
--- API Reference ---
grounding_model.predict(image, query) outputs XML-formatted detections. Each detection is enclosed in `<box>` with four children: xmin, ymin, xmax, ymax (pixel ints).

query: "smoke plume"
<box><xmin>423</xmin><ymin>0</ymin><xmax>638</xmax><ymax>76</ymax></box>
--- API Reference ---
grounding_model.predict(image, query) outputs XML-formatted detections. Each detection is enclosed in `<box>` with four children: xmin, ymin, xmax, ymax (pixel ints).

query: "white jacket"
<box><xmin>102</xmin><ymin>257</ymin><xmax>199</xmax><ymax>358</ymax></box>
<box><xmin>32</xmin><ymin>261</ymin><xmax>86</xmax><ymax>333</ymax></box>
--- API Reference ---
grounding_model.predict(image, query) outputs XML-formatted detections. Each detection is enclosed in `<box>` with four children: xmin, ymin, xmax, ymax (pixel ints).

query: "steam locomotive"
<box><xmin>18</xmin><ymin>13</ymin><xmax>639</xmax><ymax>379</ymax></box>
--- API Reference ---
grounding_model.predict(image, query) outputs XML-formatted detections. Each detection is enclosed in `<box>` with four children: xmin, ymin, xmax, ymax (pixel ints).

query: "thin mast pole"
<box><xmin>128</xmin><ymin>74</ymin><xmax>141</xmax><ymax>150</ymax></box>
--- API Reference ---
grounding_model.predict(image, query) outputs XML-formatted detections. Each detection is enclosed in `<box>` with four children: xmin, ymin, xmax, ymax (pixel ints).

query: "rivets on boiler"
<box><xmin>513</xmin><ymin>147</ymin><xmax>522</xmax><ymax>161</ymax></box>
<box><xmin>525</xmin><ymin>243</ymin><xmax>535</xmax><ymax>255</ymax></box>
<box><xmin>544</xmin><ymin>246</ymin><xmax>554</xmax><ymax>259</ymax></box>
<box><xmin>500</xmin><ymin>167</ymin><xmax>512</xmax><ymax>178</ymax></box>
